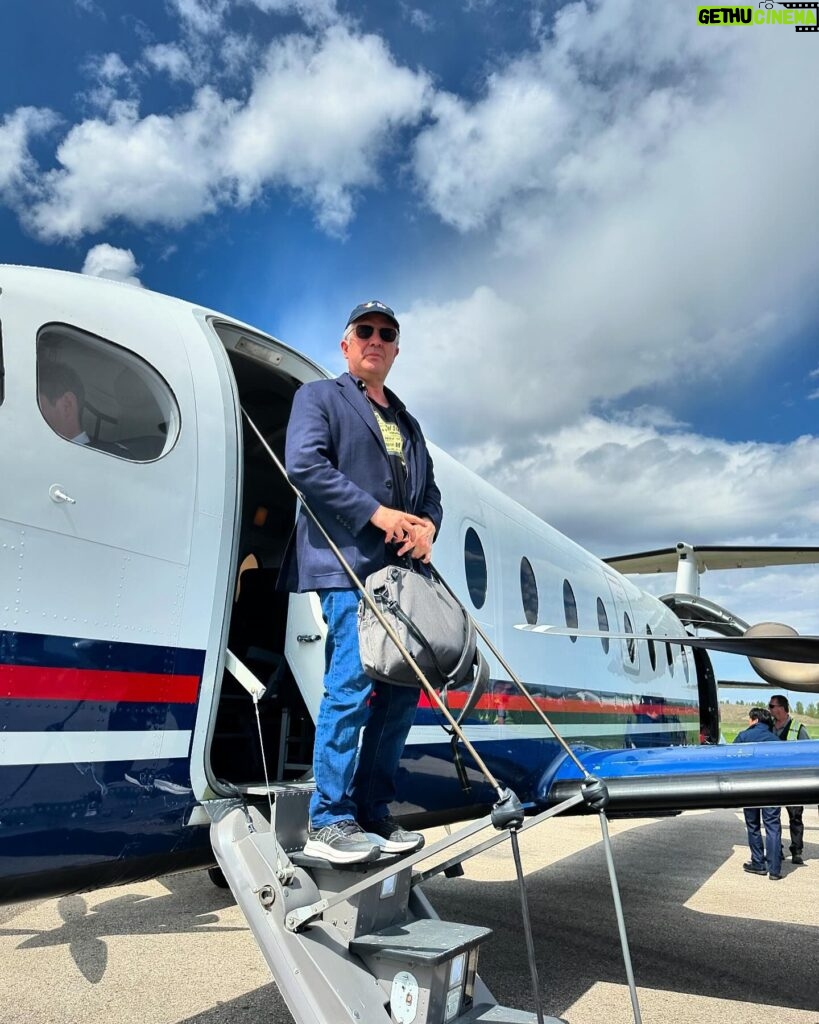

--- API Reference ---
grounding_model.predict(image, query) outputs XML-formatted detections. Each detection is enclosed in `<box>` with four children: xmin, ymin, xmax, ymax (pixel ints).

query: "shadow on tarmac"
<box><xmin>423</xmin><ymin>809</ymin><xmax>819</xmax><ymax>1019</ymax></box>
<box><xmin>0</xmin><ymin>870</ymin><xmax>244</xmax><ymax>984</ymax></box>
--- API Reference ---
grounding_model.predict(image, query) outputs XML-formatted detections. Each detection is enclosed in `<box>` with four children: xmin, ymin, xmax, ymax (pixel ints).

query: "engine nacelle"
<box><xmin>747</xmin><ymin>622</ymin><xmax>819</xmax><ymax>693</ymax></box>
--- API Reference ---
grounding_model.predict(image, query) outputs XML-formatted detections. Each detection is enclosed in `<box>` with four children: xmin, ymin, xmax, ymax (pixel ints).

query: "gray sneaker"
<box><xmin>303</xmin><ymin>819</ymin><xmax>380</xmax><ymax>864</ymax></box>
<box><xmin>363</xmin><ymin>816</ymin><xmax>425</xmax><ymax>854</ymax></box>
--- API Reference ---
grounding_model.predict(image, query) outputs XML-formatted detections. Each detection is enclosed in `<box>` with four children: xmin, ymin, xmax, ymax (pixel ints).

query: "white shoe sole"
<box><xmin>303</xmin><ymin>838</ymin><xmax>379</xmax><ymax>864</ymax></box>
<box><xmin>365</xmin><ymin>832</ymin><xmax>425</xmax><ymax>854</ymax></box>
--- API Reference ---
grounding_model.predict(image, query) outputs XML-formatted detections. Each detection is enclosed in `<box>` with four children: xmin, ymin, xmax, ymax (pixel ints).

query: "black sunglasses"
<box><xmin>768</xmin><ymin>703</ymin><xmax>780</xmax><ymax>709</ymax></box>
<box><xmin>352</xmin><ymin>324</ymin><xmax>398</xmax><ymax>343</ymax></box>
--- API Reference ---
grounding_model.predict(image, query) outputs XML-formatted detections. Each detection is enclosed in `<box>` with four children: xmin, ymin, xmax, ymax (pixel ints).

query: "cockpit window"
<box><xmin>36</xmin><ymin>324</ymin><xmax>179</xmax><ymax>461</ymax></box>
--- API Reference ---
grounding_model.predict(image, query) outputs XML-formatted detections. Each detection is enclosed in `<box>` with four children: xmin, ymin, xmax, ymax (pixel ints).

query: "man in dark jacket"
<box><xmin>280</xmin><ymin>301</ymin><xmax>443</xmax><ymax>865</ymax></box>
<box><xmin>733</xmin><ymin>708</ymin><xmax>783</xmax><ymax>879</ymax></box>
<box><xmin>768</xmin><ymin>694</ymin><xmax>810</xmax><ymax>864</ymax></box>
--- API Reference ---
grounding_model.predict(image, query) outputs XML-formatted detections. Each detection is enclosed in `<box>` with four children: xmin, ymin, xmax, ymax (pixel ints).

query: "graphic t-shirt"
<box><xmin>369</xmin><ymin>399</ymin><xmax>408</xmax><ymax>511</ymax></box>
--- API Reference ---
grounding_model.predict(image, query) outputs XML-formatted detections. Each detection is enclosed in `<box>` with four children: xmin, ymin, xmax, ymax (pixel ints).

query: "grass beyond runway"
<box><xmin>718</xmin><ymin>700</ymin><xmax>819</xmax><ymax>743</ymax></box>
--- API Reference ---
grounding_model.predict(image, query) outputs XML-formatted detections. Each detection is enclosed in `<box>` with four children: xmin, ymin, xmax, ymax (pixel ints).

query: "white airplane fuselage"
<box><xmin>0</xmin><ymin>266</ymin><xmax>708</xmax><ymax>903</ymax></box>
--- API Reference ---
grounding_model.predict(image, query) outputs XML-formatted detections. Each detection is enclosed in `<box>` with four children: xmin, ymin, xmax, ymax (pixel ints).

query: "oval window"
<box><xmin>563</xmin><ymin>579</ymin><xmax>578</xmax><ymax>644</ymax></box>
<box><xmin>464</xmin><ymin>527</ymin><xmax>487</xmax><ymax>609</ymax></box>
<box><xmin>520</xmin><ymin>557</ymin><xmax>538</xmax><ymax>625</ymax></box>
<box><xmin>646</xmin><ymin>624</ymin><xmax>656</xmax><ymax>671</ymax></box>
<box><xmin>624</xmin><ymin>612</ymin><xmax>635</xmax><ymax>663</ymax></box>
<box><xmin>37</xmin><ymin>323</ymin><xmax>180</xmax><ymax>461</ymax></box>
<box><xmin>596</xmin><ymin>597</ymin><xmax>610</xmax><ymax>654</ymax></box>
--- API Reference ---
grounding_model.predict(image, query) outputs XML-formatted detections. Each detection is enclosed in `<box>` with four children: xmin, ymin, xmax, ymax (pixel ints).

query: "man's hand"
<box><xmin>369</xmin><ymin>507</ymin><xmax>435</xmax><ymax>563</ymax></box>
<box><xmin>398</xmin><ymin>516</ymin><xmax>435</xmax><ymax>564</ymax></box>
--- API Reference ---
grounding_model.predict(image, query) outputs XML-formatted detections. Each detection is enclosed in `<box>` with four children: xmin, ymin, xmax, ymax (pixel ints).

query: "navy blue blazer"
<box><xmin>279</xmin><ymin>372</ymin><xmax>443</xmax><ymax>592</ymax></box>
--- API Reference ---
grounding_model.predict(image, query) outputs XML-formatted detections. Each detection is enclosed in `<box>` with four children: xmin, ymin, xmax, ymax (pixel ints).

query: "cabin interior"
<box><xmin>209</xmin><ymin>343</ymin><xmax>316</xmax><ymax>791</ymax></box>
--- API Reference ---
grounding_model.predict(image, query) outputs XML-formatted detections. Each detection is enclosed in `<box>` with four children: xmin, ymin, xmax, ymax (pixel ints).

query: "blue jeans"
<box><xmin>744</xmin><ymin>806</ymin><xmax>782</xmax><ymax>874</ymax></box>
<box><xmin>309</xmin><ymin>589</ymin><xmax>420</xmax><ymax>828</ymax></box>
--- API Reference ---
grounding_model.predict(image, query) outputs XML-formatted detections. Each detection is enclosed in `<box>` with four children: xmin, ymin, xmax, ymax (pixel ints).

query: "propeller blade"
<box><xmin>514</xmin><ymin>624</ymin><xmax>819</xmax><ymax>663</ymax></box>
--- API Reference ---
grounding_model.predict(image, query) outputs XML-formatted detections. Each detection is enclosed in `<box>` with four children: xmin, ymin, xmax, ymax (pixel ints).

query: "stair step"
<box><xmin>459</xmin><ymin>1005</ymin><xmax>567</xmax><ymax>1024</ymax></box>
<box><xmin>350</xmin><ymin>917</ymin><xmax>492</xmax><ymax>966</ymax></box>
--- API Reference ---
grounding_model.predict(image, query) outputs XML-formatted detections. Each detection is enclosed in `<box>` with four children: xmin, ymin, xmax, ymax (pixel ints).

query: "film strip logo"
<box><xmin>766</xmin><ymin>1</ymin><xmax>819</xmax><ymax>31</ymax></box>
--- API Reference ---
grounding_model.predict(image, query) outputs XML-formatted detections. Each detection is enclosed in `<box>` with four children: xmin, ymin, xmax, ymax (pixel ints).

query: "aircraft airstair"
<box><xmin>209</xmin><ymin>782</ymin><xmax>574</xmax><ymax>1024</ymax></box>
<box><xmin>214</xmin><ymin>413</ymin><xmax>643</xmax><ymax>1024</ymax></box>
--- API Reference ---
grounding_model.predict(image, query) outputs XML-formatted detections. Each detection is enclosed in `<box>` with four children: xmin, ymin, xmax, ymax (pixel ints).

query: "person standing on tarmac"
<box><xmin>768</xmin><ymin>694</ymin><xmax>810</xmax><ymax>865</ymax></box>
<box><xmin>733</xmin><ymin>708</ymin><xmax>783</xmax><ymax>881</ymax></box>
<box><xmin>279</xmin><ymin>300</ymin><xmax>442</xmax><ymax>866</ymax></box>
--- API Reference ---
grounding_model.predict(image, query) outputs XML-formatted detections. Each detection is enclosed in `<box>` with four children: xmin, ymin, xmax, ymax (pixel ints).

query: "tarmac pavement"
<box><xmin>0</xmin><ymin>807</ymin><xmax>816</xmax><ymax>1024</ymax></box>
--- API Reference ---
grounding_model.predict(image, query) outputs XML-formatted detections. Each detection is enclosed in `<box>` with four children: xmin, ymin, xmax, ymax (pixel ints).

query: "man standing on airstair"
<box><xmin>280</xmin><ymin>300</ymin><xmax>442</xmax><ymax>864</ymax></box>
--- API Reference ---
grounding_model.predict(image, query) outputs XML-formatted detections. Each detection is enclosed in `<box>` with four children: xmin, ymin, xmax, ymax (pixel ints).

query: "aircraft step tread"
<box><xmin>350</xmin><ymin>917</ymin><xmax>492</xmax><ymax>965</ymax></box>
<box><xmin>236</xmin><ymin>780</ymin><xmax>314</xmax><ymax>796</ymax></box>
<box><xmin>458</xmin><ymin>1005</ymin><xmax>566</xmax><ymax>1024</ymax></box>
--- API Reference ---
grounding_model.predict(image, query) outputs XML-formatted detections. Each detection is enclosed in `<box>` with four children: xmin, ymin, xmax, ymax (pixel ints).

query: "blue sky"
<box><xmin>2</xmin><ymin>0</ymin><xmax>819</xmax><ymax>698</ymax></box>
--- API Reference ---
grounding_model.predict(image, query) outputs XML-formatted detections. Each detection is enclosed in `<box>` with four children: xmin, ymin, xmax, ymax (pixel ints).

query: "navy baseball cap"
<box><xmin>346</xmin><ymin>300</ymin><xmax>399</xmax><ymax>330</ymax></box>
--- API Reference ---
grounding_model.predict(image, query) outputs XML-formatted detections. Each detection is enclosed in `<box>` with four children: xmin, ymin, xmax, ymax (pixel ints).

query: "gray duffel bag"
<box><xmin>358</xmin><ymin>565</ymin><xmax>487</xmax><ymax>691</ymax></box>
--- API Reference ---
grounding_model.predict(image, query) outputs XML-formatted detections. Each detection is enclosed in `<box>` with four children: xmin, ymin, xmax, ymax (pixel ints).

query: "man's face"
<box><xmin>768</xmin><ymin>700</ymin><xmax>788</xmax><ymax>725</ymax></box>
<box><xmin>341</xmin><ymin>314</ymin><xmax>399</xmax><ymax>384</ymax></box>
<box><xmin>39</xmin><ymin>389</ymin><xmax>81</xmax><ymax>440</ymax></box>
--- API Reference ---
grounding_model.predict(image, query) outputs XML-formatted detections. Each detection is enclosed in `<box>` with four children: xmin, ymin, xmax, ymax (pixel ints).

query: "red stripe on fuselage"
<box><xmin>0</xmin><ymin>665</ymin><xmax>200</xmax><ymax>704</ymax></box>
<box><xmin>417</xmin><ymin>691</ymin><xmax>697</xmax><ymax>717</ymax></box>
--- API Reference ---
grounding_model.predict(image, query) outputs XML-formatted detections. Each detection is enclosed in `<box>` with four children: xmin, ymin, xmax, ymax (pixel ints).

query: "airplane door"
<box><xmin>284</xmin><ymin>592</ymin><xmax>327</xmax><ymax>724</ymax></box>
<box><xmin>0</xmin><ymin>277</ymin><xmax>202</xmax><ymax>654</ymax></box>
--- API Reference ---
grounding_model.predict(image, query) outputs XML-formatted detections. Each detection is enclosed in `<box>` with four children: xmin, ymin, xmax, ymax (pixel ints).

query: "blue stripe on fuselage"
<box><xmin>0</xmin><ymin>629</ymin><xmax>206</xmax><ymax>675</ymax></box>
<box><xmin>0</xmin><ymin>698</ymin><xmax>197</xmax><ymax>732</ymax></box>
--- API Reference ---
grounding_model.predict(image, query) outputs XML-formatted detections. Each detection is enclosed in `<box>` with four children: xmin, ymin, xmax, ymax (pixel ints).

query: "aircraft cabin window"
<box><xmin>646</xmin><ymin>624</ymin><xmax>656</xmax><ymax>671</ymax></box>
<box><xmin>520</xmin><ymin>557</ymin><xmax>538</xmax><ymax>625</ymax></box>
<box><xmin>36</xmin><ymin>324</ymin><xmax>180</xmax><ymax>461</ymax></box>
<box><xmin>563</xmin><ymin>579</ymin><xmax>578</xmax><ymax>643</ymax></box>
<box><xmin>624</xmin><ymin>612</ymin><xmax>635</xmax><ymax>663</ymax></box>
<box><xmin>464</xmin><ymin>527</ymin><xmax>487</xmax><ymax>609</ymax></box>
<box><xmin>596</xmin><ymin>597</ymin><xmax>610</xmax><ymax>653</ymax></box>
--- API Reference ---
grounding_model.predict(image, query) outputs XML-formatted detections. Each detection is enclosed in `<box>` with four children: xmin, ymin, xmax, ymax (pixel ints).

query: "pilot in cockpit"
<box><xmin>38</xmin><ymin>359</ymin><xmax>129</xmax><ymax>457</ymax></box>
<box><xmin>38</xmin><ymin>360</ymin><xmax>91</xmax><ymax>445</ymax></box>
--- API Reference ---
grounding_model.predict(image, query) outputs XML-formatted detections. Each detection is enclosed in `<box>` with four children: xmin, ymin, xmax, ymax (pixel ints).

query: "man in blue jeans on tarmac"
<box><xmin>279</xmin><ymin>300</ymin><xmax>442</xmax><ymax>865</ymax></box>
<box><xmin>733</xmin><ymin>707</ymin><xmax>783</xmax><ymax>880</ymax></box>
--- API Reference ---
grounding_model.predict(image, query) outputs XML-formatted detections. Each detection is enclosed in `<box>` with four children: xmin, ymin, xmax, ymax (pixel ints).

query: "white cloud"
<box><xmin>0</xmin><ymin>107</ymin><xmax>58</xmax><ymax>196</ymax></box>
<box><xmin>223</xmin><ymin>27</ymin><xmax>431</xmax><ymax>232</ymax></box>
<box><xmin>448</xmin><ymin>413</ymin><xmax>819</xmax><ymax>556</ymax></box>
<box><xmin>400</xmin><ymin>0</ymin><xmax>819</xmax><ymax>457</ymax></box>
<box><xmin>81</xmin><ymin>243</ymin><xmax>143</xmax><ymax>286</ymax></box>
<box><xmin>168</xmin><ymin>0</ymin><xmax>229</xmax><ymax>35</ymax></box>
<box><xmin>143</xmin><ymin>42</ymin><xmax>196</xmax><ymax>82</ymax></box>
<box><xmin>23</xmin><ymin>28</ymin><xmax>430</xmax><ymax>240</ymax></box>
<box><xmin>25</xmin><ymin>90</ymin><xmax>236</xmax><ymax>239</ymax></box>
<box><xmin>83</xmin><ymin>51</ymin><xmax>139</xmax><ymax>111</ymax></box>
<box><xmin>242</xmin><ymin>0</ymin><xmax>339</xmax><ymax>29</ymax></box>
<box><xmin>402</xmin><ymin>5</ymin><xmax>435</xmax><ymax>32</ymax></box>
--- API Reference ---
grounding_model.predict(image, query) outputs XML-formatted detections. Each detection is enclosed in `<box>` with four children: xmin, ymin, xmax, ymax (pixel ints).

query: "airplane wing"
<box><xmin>515</xmin><ymin>623</ymin><xmax>819</xmax><ymax>662</ymax></box>
<box><xmin>538</xmin><ymin>741</ymin><xmax>819</xmax><ymax>813</ymax></box>
<box><xmin>604</xmin><ymin>545</ymin><xmax>819</xmax><ymax>574</ymax></box>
